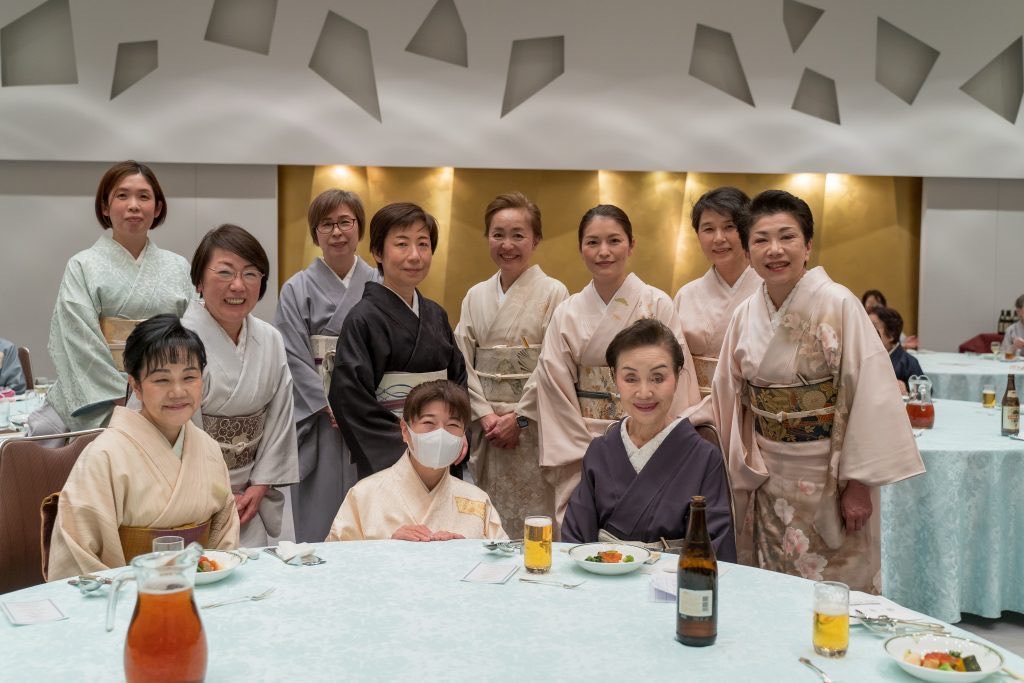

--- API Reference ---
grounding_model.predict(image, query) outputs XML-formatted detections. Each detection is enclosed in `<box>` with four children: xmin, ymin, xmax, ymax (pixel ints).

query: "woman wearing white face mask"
<box><xmin>326</xmin><ymin>381</ymin><xmax>507</xmax><ymax>542</ymax></box>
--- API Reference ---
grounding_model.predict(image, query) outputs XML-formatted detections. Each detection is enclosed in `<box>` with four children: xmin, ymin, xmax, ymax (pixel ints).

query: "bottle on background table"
<box><xmin>677</xmin><ymin>495</ymin><xmax>717</xmax><ymax>647</ymax></box>
<box><xmin>1001</xmin><ymin>374</ymin><xmax>1019</xmax><ymax>436</ymax></box>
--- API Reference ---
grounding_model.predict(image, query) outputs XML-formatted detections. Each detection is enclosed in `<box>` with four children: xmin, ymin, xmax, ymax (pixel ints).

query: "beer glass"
<box><xmin>523</xmin><ymin>515</ymin><xmax>552</xmax><ymax>574</ymax></box>
<box><xmin>982</xmin><ymin>385</ymin><xmax>997</xmax><ymax>408</ymax></box>
<box><xmin>991</xmin><ymin>341</ymin><xmax>1001</xmax><ymax>359</ymax></box>
<box><xmin>812</xmin><ymin>581</ymin><xmax>849</xmax><ymax>658</ymax></box>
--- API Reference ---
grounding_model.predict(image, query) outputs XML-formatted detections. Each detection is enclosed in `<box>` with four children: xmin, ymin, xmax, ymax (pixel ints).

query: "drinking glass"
<box><xmin>152</xmin><ymin>536</ymin><xmax>185</xmax><ymax>553</ymax></box>
<box><xmin>34</xmin><ymin>377</ymin><xmax>50</xmax><ymax>399</ymax></box>
<box><xmin>992</xmin><ymin>341</ymin><xmax>1001</xmax><ymax>358</ymax></box>
<box><xmin>982</xmin><ymin>385</ymin><xmax>997</xmax><ymax>408</ymax></box>
<box><xmin>812</xmin><ymin>581</ymin><xmax>849</xmax><ymax>658</ymax></box>
<box><xmin>523</xmin><ymin>515</ymin><xmax>552</xmax><ymax>574</ymax></box>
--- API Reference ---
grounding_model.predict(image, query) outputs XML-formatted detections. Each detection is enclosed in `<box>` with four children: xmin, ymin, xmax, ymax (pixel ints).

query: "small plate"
<box><xmin>481</xmin><ymin>540</ymin><xmax>521</xmax><ymax>555</ymax></box>
<box><xmin>567</xmin><ymin>543</ymin><xmax>650</xmax><ymax>575</ymax></box>
<box><xmin>884</xmin><ymin>633</ymin><xmax>1003</xmax><ymax>682</ymax></box>
<box><xmin>195</xmin><ymin>550</ymin><xmax>245</xmax><ymax>585</ymax></box>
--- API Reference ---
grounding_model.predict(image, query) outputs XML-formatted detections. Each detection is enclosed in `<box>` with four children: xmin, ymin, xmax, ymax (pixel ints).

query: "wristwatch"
<box><xmin>515</xmin><ymin>415</ymin><xmax>529</xmax><ymax>429</ymax></box>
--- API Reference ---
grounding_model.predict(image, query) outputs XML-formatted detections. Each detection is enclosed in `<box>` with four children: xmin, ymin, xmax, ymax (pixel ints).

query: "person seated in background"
<box><xmin>326</xmin><ymin>380</ymin><xmax>506</xmax><ymax>542</ymax></box>
<box><xmin>862</xmin><ymin>289</ymin><xmax>918</xmax><ymax>350</ymax></box>
<box><xmin>48</xmin><ymin>315</ymin><xmax>239</xmax><ymax>581</ymax></box>
<box><xmin>868</xmin><ymin>306</ymin><xmax>923</xmax><ymax>391</ymax></box>
<box><xmin>0</xmin><ymin>337</ymin><xmax>26</xmax><ymax>393</ymax></box>
<box><xmin>562</xmin><ymin>319</ymin><xmax>736</xmax><ymax>560</ymax></box>
<box><xmin>1000</xmin><ymin>294</ymin><xmax>1024</xmax><ymax>358</ymax></box>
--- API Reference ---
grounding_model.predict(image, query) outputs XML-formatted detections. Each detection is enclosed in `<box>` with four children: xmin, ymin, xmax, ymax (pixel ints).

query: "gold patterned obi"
<box><xmin>375</xmin><ymin>370</ymin><xmax>447</xmax><ymax>417</ymax></box>
<box><xmin>575</xmin><ymin>365</ymin><xmax>623</xmax><ymax>420</ymax></box>
<box><xmin>118</xmin><ymin>519</ymin><xmax>212</xmax><ymax>563</ymax></box>
<box><xmin>473</xmin><ymin>346</ymin><xmax>541</xmax><ymax>404</ymax></box>
<box><xmin>310</xmin><ymin>334</ymin><xmax>338</xmax><ymax>398</ymax></box>
<box><xmin>100</xmin><ymin>317</ymin><xmax>143</xmax><ymax>372</ymax></box>
<box><xmin>747</xmin><ymin>376</ymin><xmax>837</xmax><ymax>443</ymax></box>
<box><xmin>202</xmin><ymin>411</ymin><xmax>266</xmax><ymax>470</ymax></box>
<box><xmin>693</xmin><ymin>354</ymin><xmax>718</xmax><ymax>397</ymax></box>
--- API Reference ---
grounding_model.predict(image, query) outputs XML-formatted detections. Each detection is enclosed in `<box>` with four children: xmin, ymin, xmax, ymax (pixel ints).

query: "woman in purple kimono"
<box><xmin>562</xmin><ymin>319</ymin><xmax>736</xmax><ymax>560</ymax></box>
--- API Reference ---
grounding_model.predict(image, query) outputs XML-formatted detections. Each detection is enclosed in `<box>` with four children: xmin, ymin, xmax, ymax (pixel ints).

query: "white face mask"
<box><xmin>408</xmin><ymin>427</ymin><xmax>463</xmax><ymax>469</ymax></box>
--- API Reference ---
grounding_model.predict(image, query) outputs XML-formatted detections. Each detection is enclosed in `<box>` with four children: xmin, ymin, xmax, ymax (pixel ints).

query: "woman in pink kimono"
<box><xmin>673</xmin><ymin>187</ymin><xmax>762</xmax><ymax>396</ymax></box>
<box><xmin>712</xmin><ymin>190</ymin><xmax>924</xmax><ymax>592</ymax></box>
<box><xmin>535</xmin><ymin>205</ymin><xmax>701</xmax><ymax>528</ymax></box>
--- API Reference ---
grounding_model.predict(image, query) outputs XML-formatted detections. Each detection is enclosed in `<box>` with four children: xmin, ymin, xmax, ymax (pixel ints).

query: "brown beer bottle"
<box><xmin>676</xmin><ymin>495</ymin><xmax>717</xmax><ymax>646</ymax></box>
<box><xmin>1001</xmin><ymin>374</ymin><xmax>1019</xmax><ymax>436</ymax></box>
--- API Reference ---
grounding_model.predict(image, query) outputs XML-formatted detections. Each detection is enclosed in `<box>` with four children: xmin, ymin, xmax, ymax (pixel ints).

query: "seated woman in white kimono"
<box><xmin>29</xmin><ymin>161</ymin><xmax>194</xmax><ymax>435</ymax></box>
<box><xmin>673</xmin><ymin>186</ymin><xmax>762</xmax><ymax>396</ymax></box>
<box><xmin>454</xmin><ymin>192</ymin><xmax>568</xmax><ymax>537</ymax></box>
<box><xmin>48</xmin><ymin>315</ymin><xmax>239</xmax><ymax>580</ymax></box>
<box><xmin>184</xmin><ymin>225</ymin><xmax>299</xmax><ymax>547</ymax></box>
<box><xmin>563</xmin><ymin>319</ymin><xmax>735</xmax><ymax>560</ymax></box>
<box><xmin>275</xmin><ymin>189</ymin><xmax>379</xmax><ymax>542</ymax></box>
<box><xmin>712</xmin><ymin>190</ymin><xmax>924</xmax><ymax>592</ymax></box>
<box><xmin>330</xmin><ymin>203</ymin><xmax>468</xmax><ymax>481</ymax></box>
<box><xmin>326</xmin><ymin>380</ymin><xmax>506</xmax><ymax>542</ymax></box>
<box><xmin>534</xmin><ymin>205</ymin><xmax>701</xmax><ymax>528</ymax></box>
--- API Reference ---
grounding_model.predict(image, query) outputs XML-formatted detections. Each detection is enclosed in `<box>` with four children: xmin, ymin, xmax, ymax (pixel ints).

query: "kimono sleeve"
<box><xmin>653</xmin><ymin>294</ymin><xmax>702</xmax><ymax>411</ymax></box>
<box><xmin>561</xmin><ymin>445</ymin><xmax>601</xmax><ymax>543</ymax></box>
<box><xmin>697</xmin><ymin>447</ymin><xmax>738</xmax><ymax>563</ymax></box>
<box><xmin>454</xmin><ymin>292</ymin><xmax>491</xmax><ymax>421</ymax></box>
<box><xmin>325</xmin><ymin>489</ymin><xmax>365</xmax><ymax>541</ymax></box>
<box><xmin>534</xmin><ymin>308</ymin><xmax>594</xmax><ymax>468</ymax></box>
<box><xmin>442</xmin><ymin>309</ymin><xmax>469</xmax><ymax>388</ymax></box>
<box><xmin>248</xmin><ymin>331</ymin><xmax>300</xmax><ymax>487</ymax></box>
<box><xmin>274</xmin><ymin>277</ymin><xmax>328</xmax><ymax>423</ymax></box>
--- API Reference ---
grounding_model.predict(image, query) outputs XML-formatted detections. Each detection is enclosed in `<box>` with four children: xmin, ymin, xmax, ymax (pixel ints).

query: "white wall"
<box><xmin>919</xmin><ymin>178</ymin><xmax>1024</xmax><ymax>351</ymax></box>
<box><xmin>0</xmin><ymin>161</ymin><xmax>278</xmax><ymax>378</ymax></box>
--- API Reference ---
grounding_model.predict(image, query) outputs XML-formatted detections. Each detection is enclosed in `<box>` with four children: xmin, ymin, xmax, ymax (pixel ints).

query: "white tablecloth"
<box><xmin>915</xmin><ymin>350</ymin><xmax>1024</xmax><ymax>401</ymax></box>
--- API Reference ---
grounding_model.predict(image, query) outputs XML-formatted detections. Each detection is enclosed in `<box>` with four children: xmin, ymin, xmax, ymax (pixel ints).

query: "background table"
<box><xmin>881</xmin><ymin>399</ymin><xmax>1024</xmax><ymax>624</ymax></box>
<box><xmin>914</xmin><ymin>350</ymin><xmax>1024</xmax><ymax>401</ymax></box>
<box><xmin>3</xmin><ymin>540</ymin><xmax>1022</xmax><ymax>681</ymax></box>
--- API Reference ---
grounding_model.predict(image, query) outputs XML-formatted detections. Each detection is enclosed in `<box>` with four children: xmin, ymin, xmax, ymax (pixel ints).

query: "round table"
<box><xmin>881</xmin><ymin>399</ymin><xmax>1024</xmax><ymax>624</ymax></box>
<box><xmin>914</xmin><ymin>350</ymin><xmax>1024</xmax><ymax>401</ymax></box>
<box><xmin>3</xmin><ymin>540</ymin><xmax>1022</xmax><ymax>680</ymax></box>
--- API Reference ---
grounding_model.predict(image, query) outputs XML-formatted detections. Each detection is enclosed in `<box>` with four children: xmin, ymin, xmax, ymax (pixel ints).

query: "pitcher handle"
<box><xmin>105</xmin><ymin>571</ymin><xmax>135</xmax><ymax>633</ymax></box>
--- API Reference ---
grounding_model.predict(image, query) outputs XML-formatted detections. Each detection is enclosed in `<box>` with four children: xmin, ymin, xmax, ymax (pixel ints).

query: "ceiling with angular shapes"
<box><xmin>110</xmin><ymin>40</ymin><xmax>158</xmax><ymax>100</ymax></box>
<box><xmin>204</xmin><ymin>0</ymin><xmax>278</xmax><ymax>56</ymax></box>
<box><xmin>875</xmin><ymin>18</ymin><xmax>940</xmax><ymax>105</ymax></box>
<box><xmin>406</xmin><ymin>0</ymin><xmax>468</xmax><ymax>67</ymax></box>
<box><xmin>1</xmin><ymin>0</ymin><xmax>76</xmax><ymax>86</ymax></box>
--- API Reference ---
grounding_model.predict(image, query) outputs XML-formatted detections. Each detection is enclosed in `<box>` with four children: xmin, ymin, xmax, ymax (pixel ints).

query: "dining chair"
<box><xmin>692</xmin><ymin>422</ymin><xmax>740</xmax><ymax>551</ymax></box>
<box><xmin>0</xmin><ymin>429</ymin><xmax>102</xmax><ymax>593</ymax></box>
<box><xmin>16</xmin><ymin>346</ymin><xmax>33</xmax><ymax>391</ymax></box>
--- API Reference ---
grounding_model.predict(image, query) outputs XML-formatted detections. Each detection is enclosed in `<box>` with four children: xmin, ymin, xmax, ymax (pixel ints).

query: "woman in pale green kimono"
<box><xmin>28</xmin><ymin>161</ymin><xmax>194</xmax><ymax>436</ymax></box>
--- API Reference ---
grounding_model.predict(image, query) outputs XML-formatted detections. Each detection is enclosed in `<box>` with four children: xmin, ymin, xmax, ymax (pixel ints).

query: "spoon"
<box><xmin>67</xmin><ymin>574</ymin><xmax>113</xmax><ymax>594</ymax></box>
<box><xmin>799</xmin><ymin>657</ymin><xmax>837</xmax><ymax>683</ymax></box>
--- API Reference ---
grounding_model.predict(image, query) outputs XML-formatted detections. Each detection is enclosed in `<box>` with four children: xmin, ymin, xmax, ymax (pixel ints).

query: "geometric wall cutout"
<box><xmin>792</xmin><ymin>68</ymin><xmax>840</xmax><ymax>124</ymax></box>
<box><xmin>309</xmin><ymin>12</ymin><xmax>382</xmax><ymax>122</ymax></box>
<box><xmin>406</xmin><ymin>0</ymin><xmax>467</xmax><ymax>67</ymax></box>
<box><xmin>960</xmin><ymin>37</ymin><xmax>1023</xmax><ymax>123</ymax></box>
<box><xmin>875</xmin><ymin>18</ymin><xmax>939</xmax><ymax>105</ymax></box>
<box><xmin>110</xmin><ymin>41</ymin><xmax>158</xmax><ymax>100</ymax></box>
<box><xmin>1</xmin><ymin>0</ymin><xmax>77</xmax><ymax>86</ymax></box>
<box><xmin>501</xmin><ymin>35</ymin><xmax>564</xmax><ymax>117</ymax></box>
<box><xmin>204</xmin><ymin>0</ymin><xmax>277</xmax><ymax>55</ymax></box>
<box><xmin>688</xmin><ymin>24</ymin><xmax>754</xmax><ymax>106</ymax></box>
<box><xmin>783</xmin><ymin>0</ymin><xmax>824</xmax><ymax>53</ymax></box>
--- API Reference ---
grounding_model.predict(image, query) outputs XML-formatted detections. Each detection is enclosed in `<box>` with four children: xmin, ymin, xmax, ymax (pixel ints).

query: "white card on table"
<box><xmin>2</xmin><ymin>599</ymin><xmax>68</xmax><ymax>626</ymax></box>
<box><xmin>461</xmin><ymin>561</ymin><xmax>519</xmax><ymax>584</ymax></box>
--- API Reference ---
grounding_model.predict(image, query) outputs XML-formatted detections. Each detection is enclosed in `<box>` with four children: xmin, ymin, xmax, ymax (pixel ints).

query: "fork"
<box><xmin>201</xmin><ymin>587</ymin><xmax>276</xmax><ymax>609</ymax></box>
<box><xmin>518</xmin><ymin>577</ymin><xmax>585</xmax><ymax>589</ymax></box>
<box><xmin>799</xmin><ymin>657</ymin><xmax>836</xmax><ymax>683</ymax></box>
<box><xmin>263</xmin><ymin>547</ymin><xmax>326</xmax><ymax>566</ymax></box>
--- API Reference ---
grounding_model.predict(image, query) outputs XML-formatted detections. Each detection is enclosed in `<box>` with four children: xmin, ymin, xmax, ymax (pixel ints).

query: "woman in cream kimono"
<box><xmin>454</xmin><ymin>192</ymin><xmax>568</xmax><ymax>536</ymax></box>
<box><xmin>712</xmin><ymin>190</ymin><xmax>924</xmax><ymax>592</ymax></box>
<box><xmin>29</xmin><ymin>161</ymin><xmax>193</xmax><ymax>435</ymax></box>
<box><xmin>535</xmin><ymin>205</ymin><xmax>701</xmax><ymax>527</ymax></box>
<box><xmin>674</xmin><ymin>186</ymin><xmax>762</xmax><ymax>396</ymax></box>
<box><xmin>184</xmin><ymin>225</ymin><xmax>299</xmax><ymax>547</ymax></box>
<box><xmin>274</xmin><ymin>189</ymin><xmax>379</xmax><ymax>542</ymax></box>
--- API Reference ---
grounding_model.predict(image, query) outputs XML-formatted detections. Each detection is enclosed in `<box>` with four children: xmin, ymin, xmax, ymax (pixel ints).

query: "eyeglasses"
<box><xmin>316</xmin><ymin>218</ymin><xmax>358</xmax><ymax>235</ymax></box>
<box><xmin>207</xmin><ymin>267</ymin><xmax>263</xmax><ymax>285</ymax></box>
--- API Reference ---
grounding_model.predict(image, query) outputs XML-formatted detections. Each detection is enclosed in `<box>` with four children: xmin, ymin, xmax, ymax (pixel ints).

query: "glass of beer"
<box><xmin>982</xmin><ymin>385</ymin><xmax>997</xmax><ymax>408</ymax></box>
<box><xmin>812</xmin><ymin>581</ymin><xmax>849</xmax><ymax>658</ymax></box>
<box><xmin>992</xmin><ymin>341</ymin><xmax>1001</xmax><ymax>359</ymax></box>
<box><xmin>523</xmin><ymin>515</ymin><xmax>552</xmax><ymax>574</ymax></box>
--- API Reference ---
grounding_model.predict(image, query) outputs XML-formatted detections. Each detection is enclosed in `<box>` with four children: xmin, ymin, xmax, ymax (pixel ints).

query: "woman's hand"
<box><xmin>485</xmin><ymin>413</ymin><xmax>521</xmax><ymax>449</ymax></box>
<box><xmin>840</xmin><ymin>480</ymin><xmax>873</xmax><ymax>532</ymax></box>
<box><xmin>1013</xmin><ymin>337</ymin><xmax>1024</xmax><ymax>350</ymax></box>
<box><xmin>323</xmin><ymin>405</ymin><xmax>338</xmax><ymax>429</ymax></box>
<box><xmin>429</xmin><ymin>530</ymin><xmax>465</xmax><ymax>541</ymax></box>
<box><xmin>903</xmin><ymin>335</ymin><xmax>919</xmax><ymax>350</ymax></box>
<box><xmin>391</xmin><ymin>524</ymin><xmax>435</xmax><ymax>542</ymax></box>
<box><xmin>234</xmin><ymin>484</ymin><xmax>270</xmax><ymax>526</ymax></box>
<box><xmin>480</xmin><ymin>413</ymin><xmax>500</xmax><ymax>434</ymax></box>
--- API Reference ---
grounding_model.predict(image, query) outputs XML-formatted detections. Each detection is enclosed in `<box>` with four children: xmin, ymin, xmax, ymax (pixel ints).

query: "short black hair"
<box><xmin>861</xmin><ymin>289</ymin><xmax>887</xmax><ymax>308</ymax></box>
<box><xmin>402</xmin><ymin>379</ymin><xmax>470</xmax><ymax>427</ymax></box>
<box><xmin>123</xmin><ymin>314</ymin><xmax>207</xmax><ymax>381</ymax></box>
<box><xmin>739</xmin><ymin>190</ymin><xmax>814</xmax><ymax>250</ymax></box>
<box><xmin>870</xmin><ymin>306</ymin><xmax>903</xmax><ymax>343</ymax></box>
<box><xmin>578</xmin><ymin>204</ymin><xmax>633</xmax><ymax>248</ymax></box>
<box><xmin>691</xmin><ymin>186</ymin><xmax>750</xmax><ymax>231</ymax></box>
<box><xmin>191</xmin><ymin>224</ymin><xmax>271</xmax><ymax>299</ymax></box>
<box><xmin>368</xmin><ymin>203</ymin><xmax>439</xmax><ymax>276</ymax></box>
<box><xmin>606</xmin><ymin>318</ymin><xmax>685</xmax><ymax>374</ymax></box>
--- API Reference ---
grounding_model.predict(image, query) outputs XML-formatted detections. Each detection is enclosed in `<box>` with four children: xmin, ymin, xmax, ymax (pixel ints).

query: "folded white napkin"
<box><xmin>276</xmin><ymin>541</ymin><xmax>315</xmax><ymax>563</ymax></box>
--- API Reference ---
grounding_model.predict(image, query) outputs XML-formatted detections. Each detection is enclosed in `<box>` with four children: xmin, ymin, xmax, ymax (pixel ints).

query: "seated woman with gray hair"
<box><xmin>867</xmin><ymin>306</ymin><xmax>922</xmax><ymax>390</ymax></box>
<box><xmin>1001</xmin><ymin>294</ymin><xmax>1024</xmax><ymax>358</ymax></box>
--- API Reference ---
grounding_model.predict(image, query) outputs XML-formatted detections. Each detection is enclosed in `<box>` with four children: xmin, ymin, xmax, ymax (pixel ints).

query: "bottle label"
<box><xmin>678</xmin><ymin>589</ymin><xmax>713</xmax><ymax>617</ymax></box>
<box><xmin>1003</xmin><ymin>406</ymin><xmax>1019</xmax><ymax>431</ymax></box>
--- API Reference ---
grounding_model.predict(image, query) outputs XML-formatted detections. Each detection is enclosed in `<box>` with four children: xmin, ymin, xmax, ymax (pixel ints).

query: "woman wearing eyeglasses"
<box><xmin>274</xmin><ymin>189</ymin><xmax>379</xmax><ymax>542</ymax></box>
<box><xmin>183</xmin><ymin>224</ymin><xmax>299</xmax><ymax>546</ymax></box>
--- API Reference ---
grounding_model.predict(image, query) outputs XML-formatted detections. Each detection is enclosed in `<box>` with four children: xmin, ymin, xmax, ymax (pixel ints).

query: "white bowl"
<box><xmin>567</xmin><ymin>543</ymin><xmax>650</xmax><ymax>575</ymax></box>
<box><xmin>884</xmin><ymin>633</ymin><xmax>1003</xmax><ymax>682</ymax></box>
<box><xmin>194</xmin><ymin>550</ymin><xmax>244</xmax><ymax>585</ymax></box>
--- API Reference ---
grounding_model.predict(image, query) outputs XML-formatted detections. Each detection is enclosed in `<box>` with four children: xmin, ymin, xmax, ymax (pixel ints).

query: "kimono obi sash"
<box><xmin>100</xmin><ymin>317</ymin><xmax>143</xmax><ymax>372</ymax></box>
<box><xmin>692</xmin><ymin>354</ymin><xmax>718</xmax><ymax>397</ymax></box>
<box><xmin>473</xmin><ymin>346</ymin><xmax>541</xmax><ymax>404</ymax></box>
<box><xmin>575</xmin><ymin>365</ymin><xmax>624</xmax><ymax>421</ymax></box>
<box><xmin>746</xmin><ymin>376</ymin><xmax>837</xmax><ymax>443</ymax></box>
<box><xmin>202</xmin><ymin>411</ymin><xmax>267</xmax><ymax>470</ymax></box>
<box><xmin>375</xmin><ymin>370</ymin><xmax>447</xmax><ymax>417</ymax></box>
<box><xmin>118</xmin><ymin>519</ymin><xmax>212</xmax><ymax>563</ymax></box>
<box><xmin>310</xmin><ymin>334</ymin><xmax>338</xmax><ymax>398</ymax></box>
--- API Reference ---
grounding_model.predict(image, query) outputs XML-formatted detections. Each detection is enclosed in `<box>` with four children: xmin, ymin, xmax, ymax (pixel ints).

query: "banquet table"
<box><xmin>3</xmin><ymin>540</ymin><xmax>1022</xmax><ymax>681</ymax></box>
<box><xmin>914</xmin><ymin>349</ymin><xmax>1024</xmax><ymax>401</ymax></box>
<box><xmin>881</xmin><ymin>398</ymin><xmax>1024</xmax><ymax>624</ymax></box>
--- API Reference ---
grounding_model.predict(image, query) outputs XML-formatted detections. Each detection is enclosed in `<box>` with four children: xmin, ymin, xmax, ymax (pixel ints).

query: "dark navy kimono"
<box><xmin>889</xmin><ymin>344</ymin><xmax>923</xmax><ymax>386</ymax></box>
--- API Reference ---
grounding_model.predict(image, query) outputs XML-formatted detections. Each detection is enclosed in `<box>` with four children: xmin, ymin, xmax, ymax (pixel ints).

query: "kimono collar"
<box><xmin>318</xmin><ymin>256</ymin><xmax>358</xmax><ymax>287</ymax></box>
<box><xmin>494</xmin><ymin>273</ymin><xmax>507</xmax><ymax>306</ymax></box>
<box><xmin>763</xmin><ymin>272</ymin><xmax>805</xmax><ymax>332</ymax></box>
<box><xmin>713</xmin><ymin>264</ymin><xmax>753</xmax><ymax>293</ymax></box>
<box><xmin>888</xmin><ymin>343</ymin><xmax>900</xmax><ymax>357</ymax></box>
<box><xmin>99</xmin><ymin>232</ymin><xmax>151</xmax><ymax>263</ymax></box>
<box><xmin>381</xmin><ymin>284</ymin><xmax>420</xmax><ymax>317</ymax></box>
<box><xmin>619</xmin><ymin>416</ymin><xmax>683</xmax><ymax>474</ymax></box>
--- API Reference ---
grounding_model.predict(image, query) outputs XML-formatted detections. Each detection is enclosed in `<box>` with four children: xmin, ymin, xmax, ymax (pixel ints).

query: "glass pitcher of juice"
<box><xmin>106</xmin><ymin>542</ymin><xmax>207</xmax><ymax>683</ymax></box>
<box><xmin>906</xmin><ymin>374</ymin><xmax>935</xmax><ymax>429</ymax></box>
